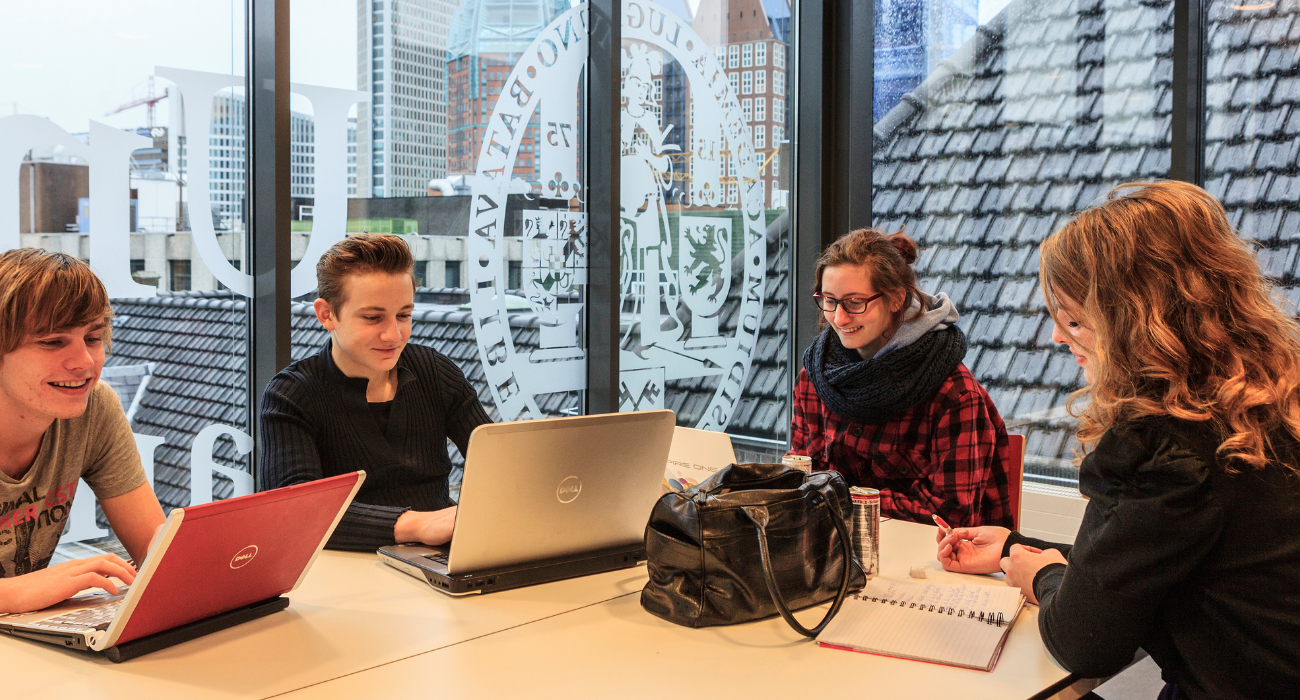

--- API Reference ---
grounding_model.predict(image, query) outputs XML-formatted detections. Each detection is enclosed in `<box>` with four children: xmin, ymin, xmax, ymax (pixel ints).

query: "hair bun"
<box><xmin>887</xmin><ymin>232</ymin><xmax>918</xmax><ymax>265</ymax></box>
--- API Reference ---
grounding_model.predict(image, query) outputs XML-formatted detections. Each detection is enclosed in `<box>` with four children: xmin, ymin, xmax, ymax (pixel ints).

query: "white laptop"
<box><xmin>378</xmin><ymin>410</ymin><xmax>676</xmax><ymax>595</ymax></box>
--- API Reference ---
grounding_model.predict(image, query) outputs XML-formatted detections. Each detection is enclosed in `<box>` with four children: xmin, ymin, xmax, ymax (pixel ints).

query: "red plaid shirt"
<box><xmin>790</xmin><ymin>363</ymin><xmax>1013</xmax><ymax>528</ymax></box>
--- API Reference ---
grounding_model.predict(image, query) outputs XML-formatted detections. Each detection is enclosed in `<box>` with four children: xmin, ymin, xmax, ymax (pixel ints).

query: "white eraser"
<box><xmin>909</xmin><ymin>566</ymin><xmax>927</xmax><ymax>579</ymax></box>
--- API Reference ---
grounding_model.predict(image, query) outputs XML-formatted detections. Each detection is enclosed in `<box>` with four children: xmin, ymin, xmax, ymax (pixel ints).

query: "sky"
<box><xmin>2</xmin><ymin>0</ymin><xmax>1013</xmax><ymax>134</ymax></box>
<box><xmin>1</xmin><ymin>0</ymin><xmax>355</xmax><ymax>133</ymax></box>
<box><xmin>979</xmin><ymin>0</ymin><xmax>1015</xmax><ymax>24</ymax></box>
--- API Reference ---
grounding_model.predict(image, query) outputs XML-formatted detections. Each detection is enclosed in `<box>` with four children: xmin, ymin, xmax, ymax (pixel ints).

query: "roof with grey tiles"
<box><xmin>1204</xmin><ymin>0</ymin><xmax>1300</xmax><ymax>300</ymax></box>
<box><xmin>871</xmin><ymin>0</ymin><xmax>1180</xmax><ymax>485</ymax></box>
<box><xmin>99</xmin><ymin>363</ymin><xmax>153</xmax><ymax>422</ymax></box>
<box><xmin>106</xmin><ymin>292</ymin><xmax>567</xmax><ymax>511</ymax></box>
<box><xmin>872</xmin><ymin>0</ymin><xmax>1300</xmax><ymax>486</ymax></box>
<box><xmin>106</xmin><ymin>294</ymin><xmax>251</xmax><ymax>510</ymax></box>
<box><xmin>106</xmin><ymin>213</ymin><xmax>790</xmax><ymax>509</ymax></box>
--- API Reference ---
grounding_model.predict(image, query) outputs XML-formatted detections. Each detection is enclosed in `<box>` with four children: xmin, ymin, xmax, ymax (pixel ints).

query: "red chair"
<box><xmin>1007</xmin><ymin>434</ymin><xmax>1026</xmax><ymax>530</ymax></box>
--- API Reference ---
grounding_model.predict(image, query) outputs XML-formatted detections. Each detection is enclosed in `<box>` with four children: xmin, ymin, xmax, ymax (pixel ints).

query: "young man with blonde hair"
<box><xmin>0</xmin><ymin>249</ymin><xmax>165</xmax><ymax>613</ymax></box>
<box><xmin>259</xmin><ymin>234</ymin><xmax>490</xmax><ymax>551</ymax></box>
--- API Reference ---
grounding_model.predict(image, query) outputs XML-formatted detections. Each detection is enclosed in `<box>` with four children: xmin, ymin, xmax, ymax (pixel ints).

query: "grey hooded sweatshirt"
<box><xmin>873</xmin><ymin>291</ymin><xmax>961</xmax><ymax>359</ymax></box>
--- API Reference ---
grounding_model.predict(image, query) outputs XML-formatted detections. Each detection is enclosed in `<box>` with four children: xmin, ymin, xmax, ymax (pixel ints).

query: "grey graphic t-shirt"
<box><xmin>0</xmin><ymin>381</ymin><xmax>147</xmax><ymax>577</ymax></box>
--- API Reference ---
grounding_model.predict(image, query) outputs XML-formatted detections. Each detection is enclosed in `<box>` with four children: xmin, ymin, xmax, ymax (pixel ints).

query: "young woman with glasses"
<box><xmin>789</xmin><ymin>228</ymin><xmax>1014</xmax><ymax>528</ymax></box>
<box><xmin>936</xmin><ymin>181</ymin><xmax>1300</xmax><ymax>699</ymax></box>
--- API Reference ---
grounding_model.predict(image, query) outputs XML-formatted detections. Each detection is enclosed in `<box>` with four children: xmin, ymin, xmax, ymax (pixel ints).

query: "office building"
<box><xmin>356</xmin><ymin>0</ymin><xmax>459</xmax><ymax>198</ymax></box>
<box><xmin>445</xmin><ymin>0</ymin><xmax>571</xmax><ymax>183</ymax></box>
<box><xmin>176</xmin><ymin>94</ymin><xmax>316</xmax><ymax>231</ymax></box>
<box><xmin>12</xmin><ymin>0</ymin><xmax>1298</xmax><ymax>628</ymax></box>
<box><xmin>347</xmin><ymin>117</ymin><xmax>358</xmax><ymax>197</ymax></box>
<box><xmin>692</xmin><ymin>0</ymin><xmax>791</xmax><ymax>208</ymax></box>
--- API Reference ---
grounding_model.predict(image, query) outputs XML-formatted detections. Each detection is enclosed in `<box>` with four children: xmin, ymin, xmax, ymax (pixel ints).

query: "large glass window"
<box><xmin>292</xmin><ymin>0</ymin><xmax>591</xmax><ymax>495</ymax></box>
<box><xmin>1204</xmin><ymin>1</ymin><xmax>1300</xmax><ymax>301</ymax></box>
<box><xmin>4</xmin><ymin>4</ymin><xmax>255</xmax><ymax>555</ymax></box>
<box><xmin>873</xmin><ymin>0</ymin><xmax>1173</xmax><ymax>491</ymax></box>
<box><xmin>619</xmin><ymin>0</ymin><xmax>795</xmax><ymax>468</ymax></box>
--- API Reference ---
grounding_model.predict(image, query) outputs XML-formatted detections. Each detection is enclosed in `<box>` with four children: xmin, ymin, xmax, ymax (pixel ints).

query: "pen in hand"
<box><xmin>932</xmin><ymin>513</ymin><xmax>953</xmax><ymax>538</ymax></box>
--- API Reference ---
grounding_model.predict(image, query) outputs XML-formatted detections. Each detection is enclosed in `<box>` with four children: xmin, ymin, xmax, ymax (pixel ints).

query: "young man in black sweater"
<box><xmin>258</xmin><ymin>234</ymin><xmax>490</xmax><ymax>551</ymax></box>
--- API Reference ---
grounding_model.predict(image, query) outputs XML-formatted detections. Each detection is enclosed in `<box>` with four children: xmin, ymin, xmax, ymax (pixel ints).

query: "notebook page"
<box><xmin>818</xmin><ymin>599</ymin><xmax>1009</xmax><ymax>669</ymax></box>
<box><xmin>859</xmin><ymin>577</ymin><xmax>1024</xmax><ymax>622</ymax></box>
<box><xmin>816</xmin><ymin>578</ymin><xmax>1025</xmax><ymax>670</ymax></box>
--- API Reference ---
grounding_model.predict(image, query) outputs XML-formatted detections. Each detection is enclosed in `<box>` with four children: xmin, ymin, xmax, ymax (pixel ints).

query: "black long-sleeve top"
<box><xmin>1002</xmin><ymin>417</ymin><xmax>1300</xmax><ymax>700</ymax></box>
<box><xmin>258</xmin><ymin>340</ymin><xmax>491</xmax><ymax>551</ymax></box>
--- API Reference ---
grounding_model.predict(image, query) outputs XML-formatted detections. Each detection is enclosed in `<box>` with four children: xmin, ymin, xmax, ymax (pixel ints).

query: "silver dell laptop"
<box><xmin>378</xmin><ymin>410</ymin><xmax>676</xmax><ymax>595</ymax></box>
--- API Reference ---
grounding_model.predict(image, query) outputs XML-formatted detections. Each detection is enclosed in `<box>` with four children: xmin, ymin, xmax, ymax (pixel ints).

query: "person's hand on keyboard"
<box><xmin>394</xmin><ymin>506</ymin><xmax>457</xmax><ymax>546</ymax></box>
<box><xmin>0</xmin><ymin>554</ymin><xmax>136</xmax><ymax>614</ymax></box>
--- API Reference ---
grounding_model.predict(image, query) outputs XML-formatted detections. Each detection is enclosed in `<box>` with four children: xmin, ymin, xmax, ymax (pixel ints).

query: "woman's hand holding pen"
<box><xmin>935</xmin><ymin>524</ymin><xmax>1011</xmax><ymax>575</ymax></box>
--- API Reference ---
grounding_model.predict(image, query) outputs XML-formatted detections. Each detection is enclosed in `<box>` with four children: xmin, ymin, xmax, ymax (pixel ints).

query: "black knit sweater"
<box><xmin>1003</xmin><ymin>418</ymin><xmax>1300</xmax><ymax>700</ymax></box>
<box><xmin>258</xmin><ymin>340</ymin><xmax>491</xmax><ymax>551</ymax></box>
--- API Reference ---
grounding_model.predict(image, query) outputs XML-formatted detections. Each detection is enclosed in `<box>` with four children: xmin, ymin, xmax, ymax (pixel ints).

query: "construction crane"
<box><xmin>106</xmin><ymin>76</ymin><xmax>169</xmax><ymax>129</ymax></box>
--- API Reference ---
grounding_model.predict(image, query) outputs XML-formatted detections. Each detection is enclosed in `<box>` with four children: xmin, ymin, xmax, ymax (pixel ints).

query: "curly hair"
<box><xmin>1040</xmin><ymin>180</ymin><xmax>1300</xmax><ymax>472</ymax></box>
<box><xmin>814</xmin><ymin>228</ymin><xmax>923</xmax><ymax>334</ymax></box>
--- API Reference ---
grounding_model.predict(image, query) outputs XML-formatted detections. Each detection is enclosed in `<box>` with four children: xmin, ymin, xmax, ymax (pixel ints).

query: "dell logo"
<box><xmin>556</xmin><ymin>476</ymin><xmax>582</xmax><ymax>503</ymax></box>
<box><xmin>230</xmin><ymin>545</ymin><xmax>259</xmax><ymax>569</ymax></box>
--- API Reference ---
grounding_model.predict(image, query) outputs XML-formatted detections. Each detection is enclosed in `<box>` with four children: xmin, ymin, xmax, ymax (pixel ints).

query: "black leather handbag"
<box><xmin>640</xmin><ymin>463</ymin><xmax>865</xmax><ymax>636</ymax></box>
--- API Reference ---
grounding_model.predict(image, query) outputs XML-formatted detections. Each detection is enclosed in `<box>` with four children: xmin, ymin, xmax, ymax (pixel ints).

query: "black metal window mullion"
<box><xmin>585</xmin><ymin>0</ymin><xmax>620</xmax><ymax>415</ymax></box>
<box><xmin>791</xmin><ymin>0</ymin><xmax>874</xmax><ymax>443</ymax></box>
<box><xmin>247</xmin><ymin>0</ymin><xmax>292</xmax><ymax>484</ymax></box>
<box><xmin>1171</xmin><ymin>0</ymin><xmax>1205</xmax><ymax>185</ymax></box>
<box><xmin>792</xmin><ymin>0</ymin><xmax>826</xmax><ymax>410</ymax></box>
<box><xmin>850</xmin><ymin>0</ymin><xmax>873</xmax><ymax>228</ymax></box>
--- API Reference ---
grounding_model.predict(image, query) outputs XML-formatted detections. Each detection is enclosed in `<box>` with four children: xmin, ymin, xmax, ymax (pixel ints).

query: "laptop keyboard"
<box><xmin>423</xmin><ymin>551</ymin><xmax>449</xmax><ymax>565</ymax></box>
<box><xmin>35</xmin><ymin>600</ymin><xmax>121</xmax><ymax>632</ymax></box>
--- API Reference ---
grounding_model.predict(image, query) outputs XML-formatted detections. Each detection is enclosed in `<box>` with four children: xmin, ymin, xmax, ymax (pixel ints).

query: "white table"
<box><xmin>280</xmin><ymin>521</ymin><xmax>1075</xmax><ymax>700</ymax></box>
<box><xmin>0</xmin><ymin>521</ymin><xmax>1075</xmax><ymax>699</ymax></box>
<box><xmin>0</xmin><ymin>550</ymin><xmax>645</xmax><ymax>699</ymax></box>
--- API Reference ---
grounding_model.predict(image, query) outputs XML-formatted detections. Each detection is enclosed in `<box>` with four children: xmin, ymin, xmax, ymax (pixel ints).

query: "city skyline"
<box><xmin>3</xmin><ymin>0</ymin><xmax>1013</xmax><ymax>137</ymax></box>
<box><xmin>356</xmin><ymin>0</ymin><xmax>460</xmax><ymax>197</ymax></box>
<box><xmin>14</xmin><ymin>0</ymin><xmax>800</xmax><ymax>270</ymax></box>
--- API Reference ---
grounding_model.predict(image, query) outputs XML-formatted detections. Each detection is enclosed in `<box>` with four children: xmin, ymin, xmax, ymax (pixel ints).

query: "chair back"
<box><xmin>1007</xmin><ymin>434</ymin><xmax>1025</xmax><ymax>530</ymax></box>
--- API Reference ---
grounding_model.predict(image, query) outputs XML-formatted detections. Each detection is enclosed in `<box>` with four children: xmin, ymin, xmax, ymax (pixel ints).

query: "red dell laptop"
<box><xmin>0</xmin><ymin>471</ymin><xmax>364</xmax><ymax>661</ymax></box>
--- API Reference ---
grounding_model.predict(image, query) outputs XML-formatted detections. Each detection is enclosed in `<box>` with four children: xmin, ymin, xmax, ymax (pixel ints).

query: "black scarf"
<box><xmin>802</xmin><ymin>324</ymin><xmax>968</xmax><ymax>425</ymax></box>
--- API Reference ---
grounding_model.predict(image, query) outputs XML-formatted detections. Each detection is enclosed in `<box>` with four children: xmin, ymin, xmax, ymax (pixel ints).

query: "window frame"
<box><xmin>236</xmin><ymin>0</ymin><xmax>827</xmax><ymax>483</ymax></box>
<box><xmin>847</xmin><ymin>0</ymin><xmax>1211</xmax><ymax>500</ymax></box>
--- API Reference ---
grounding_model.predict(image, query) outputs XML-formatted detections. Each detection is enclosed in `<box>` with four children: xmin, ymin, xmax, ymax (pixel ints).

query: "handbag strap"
<box><xmin>741</xmin><ymin>496</ymin><xmax>856</xmax><ymax>638</ymax></box>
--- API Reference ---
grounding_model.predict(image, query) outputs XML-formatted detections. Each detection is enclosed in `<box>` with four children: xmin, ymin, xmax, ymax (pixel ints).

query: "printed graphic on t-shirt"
<box><xmin>0</xmin><ymin>383</ymin><xmax>147</xmax><ymax>580</ymax></box>
<box><xmin>0</xmin><ymin>481</ymin><xmax>76</xmax><ymax>576</ymax></box>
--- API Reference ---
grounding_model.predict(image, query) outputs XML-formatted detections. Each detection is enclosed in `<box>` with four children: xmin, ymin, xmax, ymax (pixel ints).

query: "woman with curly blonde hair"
<box><xmin>934</xmin><ymin>181</ymin><xmax>1300</xmax><ymax>700</ymax></box>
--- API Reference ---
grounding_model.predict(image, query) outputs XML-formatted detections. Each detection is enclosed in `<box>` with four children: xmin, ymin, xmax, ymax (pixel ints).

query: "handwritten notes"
<box><xmin>816</xmin><ymin>577</ymin><xmax>1025</xmax><ymax>671</ymax></box>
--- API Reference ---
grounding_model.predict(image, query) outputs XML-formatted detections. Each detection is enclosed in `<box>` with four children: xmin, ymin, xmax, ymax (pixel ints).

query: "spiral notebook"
<box><xmin>816</xmin><ymin>577</ymin><xmax>1025</xmax><ymax>671</ymax></box>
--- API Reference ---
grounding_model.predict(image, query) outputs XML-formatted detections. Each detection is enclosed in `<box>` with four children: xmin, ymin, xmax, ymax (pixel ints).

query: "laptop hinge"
<box><xmin>103</xmin><ymin>596</ymin><xmax>290</xmax><ymax>663</ymax></box>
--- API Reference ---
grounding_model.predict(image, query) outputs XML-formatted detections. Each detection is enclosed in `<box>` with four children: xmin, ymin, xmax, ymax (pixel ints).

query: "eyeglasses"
<box><xmin>812</xmin><ymin>292</ymin><xmax>885</xmax><ymax>314</ymax></box>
